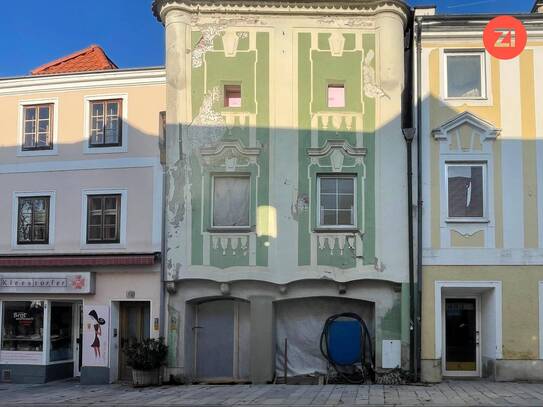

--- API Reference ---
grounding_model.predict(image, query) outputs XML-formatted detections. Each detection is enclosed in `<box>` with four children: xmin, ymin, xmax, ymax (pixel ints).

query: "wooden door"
<box><xmin>118</xmin><ymin>302</ymin><xmax>150</xmax><ymax>381</ymax></box>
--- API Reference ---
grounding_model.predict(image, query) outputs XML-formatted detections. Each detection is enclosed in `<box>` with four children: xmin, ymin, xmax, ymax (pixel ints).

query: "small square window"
<box><xmin>318</xmin><ymin>175</ymin><xmax>356</xmax><ymax>227</ymax></box>
<box><xmin>445</xmin><ymin>52</ymin><xmax>485</xmax><ymax>99</ymax></box>
<box><xmin>327</xmin><ymin>84</ymin><xmax>345</xmax><ymax>108</ymax></box>
<box><xmin>212</xmin><ymin>176</ymin><xmax>250</xmax><ymax>228</ymax></box>
<box><xmin>224</xmin><ymin>85</ymin><xmax>242</xmax><ymax>108</ymax></box>
<box><xmin>447</xmin><ymin>164</ymin><xmax>486</xmax><ymax>219</ymax></box>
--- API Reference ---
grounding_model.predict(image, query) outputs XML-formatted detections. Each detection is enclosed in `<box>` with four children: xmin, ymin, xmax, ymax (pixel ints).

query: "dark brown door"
<box><xmin>119</xmin><ymin>302</ymin><xmax>150</xmax><ymax>381</ymax></box>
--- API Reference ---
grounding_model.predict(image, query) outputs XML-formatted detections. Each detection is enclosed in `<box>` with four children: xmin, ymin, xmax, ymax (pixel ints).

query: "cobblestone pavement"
<box><xmin>2</xmin><ymin>380</ymin><xmax>543</xmax><ymax>406</ymax></box>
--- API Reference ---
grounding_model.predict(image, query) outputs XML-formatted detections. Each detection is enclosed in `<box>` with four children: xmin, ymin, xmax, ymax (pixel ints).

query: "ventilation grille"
<box><xmin>1</xmin><ymin>369</ymin><xmax>11</xmax><ymax>382</ymax></box>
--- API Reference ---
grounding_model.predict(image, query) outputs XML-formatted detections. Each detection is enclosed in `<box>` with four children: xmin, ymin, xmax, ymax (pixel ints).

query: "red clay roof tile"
<box><xmin>31</xmin><ymin>45</ymin><xmax>118</xmax><ymax>75</ymax></box>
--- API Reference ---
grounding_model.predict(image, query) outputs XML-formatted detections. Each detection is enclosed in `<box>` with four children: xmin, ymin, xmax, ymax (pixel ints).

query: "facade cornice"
<box><xmin>0</xmin><ymin>67</ymin><xmax>165</xmax><ymax>96</ymax></box>
<box><xmin>152</xmin><ymin>0</ymin><xmax>410</xmax><ymax>25</ymax></box>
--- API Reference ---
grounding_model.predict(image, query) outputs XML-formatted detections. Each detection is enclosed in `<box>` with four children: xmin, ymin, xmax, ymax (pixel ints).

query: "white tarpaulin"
<box><xmin>275</xmin><ymin>297</ymin><xmax>374</xmax><ymax>377</ymax></box>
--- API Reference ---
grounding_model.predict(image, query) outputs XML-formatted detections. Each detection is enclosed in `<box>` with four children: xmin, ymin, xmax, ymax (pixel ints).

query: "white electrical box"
<box><xmin>382</xmin><ymin>340</ymin><xmax>401</xmax><ymax>368</ymax></box>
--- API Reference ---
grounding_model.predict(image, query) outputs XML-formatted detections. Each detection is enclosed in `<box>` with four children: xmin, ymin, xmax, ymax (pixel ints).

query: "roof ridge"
<box><xmin>31</xmin><ymin>45</ymin><xmax>118</xmax><ymax>75</ymax></box>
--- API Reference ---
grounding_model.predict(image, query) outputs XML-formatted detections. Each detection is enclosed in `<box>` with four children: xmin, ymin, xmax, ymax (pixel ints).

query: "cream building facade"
<box><xmin>0</xmin><ymin>64</ymin><xmax>166</xmax><ymax>383</ymax></box>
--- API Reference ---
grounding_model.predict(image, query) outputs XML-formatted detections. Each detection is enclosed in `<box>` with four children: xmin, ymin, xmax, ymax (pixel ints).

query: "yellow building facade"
<box><xmin>417</xmin><ymin>8</ymin><xmax>543</xmax><ymax>381</ymax></box>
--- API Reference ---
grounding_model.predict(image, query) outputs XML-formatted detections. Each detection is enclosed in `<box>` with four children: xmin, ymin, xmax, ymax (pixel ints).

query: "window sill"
<box><xmin>80</xmin><ymin>243</ymin><xmax>126</xmax><ymax>250</ymax></box>
<box><xmin>11</xmin><ymin>244</ymin><xmax>55</xmax><ymax>250</ymax></box>
<box><xmin>17</xmin><ymin>149</ymin><xmax>58</xmax><ymax>157</ymax></box>
<box><xmin>313</xmin><ymin>228</ymin><xmax>360</xmax><ymax>234</ymax></box>
<box><xmin>445</xmin><ymin>218</ymin><xmax>490</xmax><ymax>224</ymax></box>
<box><xmin>84</xmin><ymin>146</ymin><xmax>127</xmax><ymax>154</ymax></box>
<box><xmin>207</xmin><ymin>227</ymin><xmax>253</xmax><ymax>234</ymax></box>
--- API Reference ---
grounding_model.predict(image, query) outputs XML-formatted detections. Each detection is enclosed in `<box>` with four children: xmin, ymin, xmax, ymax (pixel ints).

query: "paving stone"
<box><xmin>4</xmin><ymin>381</ymin><xmax>543</xmax><ymax>406</ymax></box>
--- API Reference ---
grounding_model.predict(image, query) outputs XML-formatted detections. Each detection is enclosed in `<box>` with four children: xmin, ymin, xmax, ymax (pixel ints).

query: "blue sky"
<box><xmin>0</xmin><ymin>0</ymin><xmax>536</xmax><ymax>77</ymax></box>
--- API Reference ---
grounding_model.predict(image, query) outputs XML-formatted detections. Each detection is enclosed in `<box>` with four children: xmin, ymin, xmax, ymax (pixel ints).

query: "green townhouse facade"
<box><xmin>153</xmin><ymin>0</ymin><xmax>414</xmax><ymax>383</ymax></box>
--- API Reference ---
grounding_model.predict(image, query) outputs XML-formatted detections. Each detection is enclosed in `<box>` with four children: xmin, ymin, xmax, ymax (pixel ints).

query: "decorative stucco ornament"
<box><xmin>222</xmin><ymin>31</ymin><xmax>240</xmax><ymax>57</ymax></box>
<box><xmin>363</xmin><ymin>50</ymin><xmax>386</xmax><ymax>98</ymax></box>
<box><xmin>328</xmin><ymin>32</ymin><xmax>346</xmax><ymax>57</ymax></box>
<box><xmin>330</xmin><ymin>149</ymin><xmax>345</xmax><ymax>172</ymax></box>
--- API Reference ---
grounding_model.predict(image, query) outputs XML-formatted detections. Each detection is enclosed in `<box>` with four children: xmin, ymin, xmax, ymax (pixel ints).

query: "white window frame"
<box><xmin>83</xmin><ymin>94</ymin><xmax>128</xmax><ymax>154</ymax></box>
<box><xmin>316</xmin><ymin>174</ymin><xmax>357</xmax><ymax>229</ymax></box>
<box><xmin>445</xmin><ymin>162</ymin><xmax>488</xmax><ymax>223</ymax></box>
<box><xmin>17</xmin><ymin>98</ymin><xmax>59</xmax><ymax>157</ymax></box>
<box><xmin>443</xmin><ymin>50</ymin><xmax>488</xmax><ymax>102</ymax></box>
<box><xmin>11</xmin><ymin>191</ymin><xmax>56</xmax><ymax>250</ymax></box>
<box><xmin>80</xmin><ymin>188</ymin><xmax>127</xmax><ymax>249</ymax></box>
<box><xmin>210</xmin><ymin>174</ymin><xmax>251</xmax><ymax>230</ymax></box>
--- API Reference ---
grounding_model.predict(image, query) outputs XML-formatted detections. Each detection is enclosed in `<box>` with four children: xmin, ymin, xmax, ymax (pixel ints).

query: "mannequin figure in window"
<box><xmin>88</xmin><ymin>309</ymin><xmax>106</xmax><ymax>358</ymax></box>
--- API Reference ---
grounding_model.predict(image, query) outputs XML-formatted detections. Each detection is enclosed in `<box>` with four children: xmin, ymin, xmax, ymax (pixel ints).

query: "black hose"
<box><xmin>319</xmin><ymin>313</ymin><xmax>375</xmax><ymax>384</ymax></box>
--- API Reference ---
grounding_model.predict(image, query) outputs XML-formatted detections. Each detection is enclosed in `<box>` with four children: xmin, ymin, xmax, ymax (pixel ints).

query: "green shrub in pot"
<box><xmin>123</xmin><ymin>337</ymin><xmax>168</xmax><ymax>386</ymax></box>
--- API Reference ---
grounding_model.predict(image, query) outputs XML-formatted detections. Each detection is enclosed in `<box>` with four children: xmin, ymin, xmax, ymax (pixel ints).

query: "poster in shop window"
<box><xmin>82</xmin><ymin>305</ymin><xmax>109</xmax><ymax>367</ymax></box>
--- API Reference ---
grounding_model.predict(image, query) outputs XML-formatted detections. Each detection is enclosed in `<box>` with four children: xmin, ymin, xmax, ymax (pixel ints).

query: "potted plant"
<box><xmin>123</xmin><ymin>337</ymin><xmax>168</xmax><ymax>387</ymax></box>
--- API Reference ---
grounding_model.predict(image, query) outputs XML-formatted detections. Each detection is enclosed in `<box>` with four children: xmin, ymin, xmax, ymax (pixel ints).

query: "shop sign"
<box><xmin>0</xmin><ymin>272</ymin><xmax>94</xmax><ymax>294</ymax></box>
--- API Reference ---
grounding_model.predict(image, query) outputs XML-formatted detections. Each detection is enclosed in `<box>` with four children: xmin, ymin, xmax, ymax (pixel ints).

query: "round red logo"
<box><xmin>483</xmin><ymin>16</ymin><xmax>527</xmax><ymax>60</ymax></box>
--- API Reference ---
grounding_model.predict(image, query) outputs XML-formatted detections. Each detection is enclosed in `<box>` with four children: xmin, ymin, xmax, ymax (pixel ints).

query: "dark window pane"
<box><xmin>337</xmin><ymin>210</ymin><xmax>353</xmax><ymax>225</ymax></box>
<box><xmin>2</xmin><ymin>301</ymin><xmax>44</xmax><ymax>351</ymax></box>
<box><xmin>322</xmin><ymin>210</ymin><xmax>336</xmax><ymax>225</ymax></box>
<box><xmin>338</xmin><ymin>178</ymin><xmax>354</xmax><ymax>193</ymax></box>
<box><xmin>447</xmin><ymin>55</ymin><xmax>482</xmax><ymax>98</ymax></box>
<box><xmin>24</xmin><ymin>107</ymin><xmax>36</xmax><ymax>121</ymax></box>
<box><xmin>320</xmin><ymin>178</ymin><xmax>336</xmax><ymax>193</ymax></box>
<box><xmin>92</xmin><ymin>102</ymin><xmax>104</xmax><ymax>116</ymax></box>
<box><xmin>338</xmin><ymin>194</ymin><xmax>354</xmax><ymax>210</ymax></box>
<box><xmin>38</xmin><ymin>106</ymin><xmax>49</xmax><ymax>120</ymax></box>
<box><xmin>321</xmin><ymin>194</ymin><xmax>336</xmax><ymax>210</ymax></box>
<box><xmin>318</xmin><ymin>176</ymin><xmax>356</xmax><ymax>227</ymax></box>
<box><xmin>448</xmin><ymin>165</ymin><xmax>484</xmax><ymax>218</ymax></box>
<box><xmin>87</xmin><ymin>195</ymin><xmax>121</xmax><ymax>243</ymax></box>
<box><xmin>17</xmin><ymin>197</ymin><xmax>49</xmax><ymax>244</ymax></box>
<box><xmin>50</xmin><ymin>303</ymin><xmax>73</xmax><ymax>362</ymax></box>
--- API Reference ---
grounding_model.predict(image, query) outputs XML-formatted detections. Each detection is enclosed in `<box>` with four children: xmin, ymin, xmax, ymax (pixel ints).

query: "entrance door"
<box><xmin>194</xmin><ymin>299</ymin><xmax>250</xmax><ymax>382</ymax></box>
<box><xmin>74</xmin><ymin>303</ymin><xmax>83</xmax><ymax>376</ymax></box>
<box><xmin>118</xmin><ymin>302</ymin><xmax>150</xmax><ymax>381</ymax></box>
<box><xmin>444</xmin><ymin>298</ymin><xmax>479</xmax><ymax>376</ymax></box>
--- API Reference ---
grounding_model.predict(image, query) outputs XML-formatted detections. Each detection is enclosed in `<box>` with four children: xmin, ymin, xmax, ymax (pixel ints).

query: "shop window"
<box><xmin>446</xmin><ymin>163</ymin><xmax>486</xmax><ymax>220</ymax></box>
<box><xmin>224</xmin><ymin>85</ymin><xmax>241</xmax><ymax>108</ymax></box>
<box><xmin>445</xmin><ymin>51</ymin><xmax>486</xmax><ymax>99</ymax></box>
<box><xmin>89</xmin><ymin>99</ymin><xmax>122</xmax><ymax>147</ymax></box>
<box><xmin>49</xmin><ymin>302</ymin><xmax>73</xmax><ymax>362</ymax></box>
<box><xmin>212</xmin><ymin>175</ymin><xmax>250</xmax><ymax>228</ymax></box>
<box><xmin>1</xmin><ymin>301</ymin><xmax>44</xmax><ymax>352</ymax></box>
<box><xmin>86</xmin><ymin>194</ymin><xmax>121</xmax><ymax>243</ymax></box>
<box><xmin>317</xmin><ymin>175</ymin><xmax>356</xmax><ymax>227</ymax></box>
<box><xmin>22</xmin><ymin>104</ymin><xmax>53</xmax><ymax>150</ymax></box>
<box><xmin>327</xmin><ymin>84</ymin><xmax>345</xmax><ymax>108</ymax></box>
<box><xmin>17</xmin><ymin>196</ymin><xmax>50</xmax><ymax>245</ymax></box>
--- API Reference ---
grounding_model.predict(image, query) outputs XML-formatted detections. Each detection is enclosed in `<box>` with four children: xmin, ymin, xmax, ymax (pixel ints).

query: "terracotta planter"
<box><xmin>132</xmin><ymin>368</ymin><xmax>160</xmax><ymax>387</ymax></box>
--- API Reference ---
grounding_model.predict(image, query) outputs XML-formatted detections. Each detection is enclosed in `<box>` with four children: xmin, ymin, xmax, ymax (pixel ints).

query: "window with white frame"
<box><xmin>89</xmin><ymin>99</ymin><xmax>122</xmax><ymax>147</ymax></box>
<box><xmin>86</xmin><ymin>194</ymin><xmax>121</xmax><ymax>243</ymax></box>
<box><xmin>22</xmin><ymin>104</ymin><xmax>54</xmax><ymax>150</ymax></box>
<box><xmin>447</xmin><ymin>163</ymin><xmax>486</xmax><ymax>219</ymax></box>
<box><xmin>17</xmin><ymin>196</ymin><xmax>50</xmax><ymax>245</ymax></box>
<box><xmin>445</xmin><ymin>51</ymin><xmax>486</xmax><ymax>99</ymax></box>
<box><xmin>212</xmin><ymin>175</ymin><xmax>250</xmax><ymax>228</ymax></box>
<box><xmin>317</xmin><ymin>175</ymin><xmax>356</xmax><ymax>227</ymax></box>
